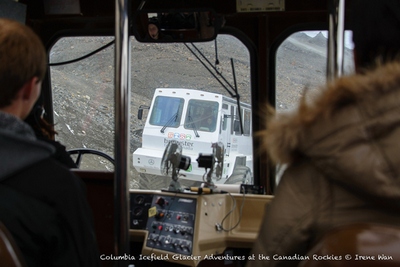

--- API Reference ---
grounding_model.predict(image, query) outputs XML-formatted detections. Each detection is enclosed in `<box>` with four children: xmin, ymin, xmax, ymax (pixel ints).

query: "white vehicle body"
<box><xmin>133</xmin><ymin>88</ymin><xmax>253</xmax><ymax>184</ymax></box>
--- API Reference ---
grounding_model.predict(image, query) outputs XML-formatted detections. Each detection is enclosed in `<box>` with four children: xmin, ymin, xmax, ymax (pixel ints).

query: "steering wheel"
<box><xmin>67</xmin><ymin>148</ymin><xmax>115</xmax><ymax>168</ymax></box>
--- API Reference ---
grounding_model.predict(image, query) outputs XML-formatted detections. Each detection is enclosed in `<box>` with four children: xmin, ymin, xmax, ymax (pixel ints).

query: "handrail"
<box><xmin>327</xmin><ymin>0</ymin><xmax>345</xmax><ymax>81</ymax></box>
<box><xmin>114</xmin><ymin>0</ymin><xmax>131</xmax><ymax>265</ymax></box>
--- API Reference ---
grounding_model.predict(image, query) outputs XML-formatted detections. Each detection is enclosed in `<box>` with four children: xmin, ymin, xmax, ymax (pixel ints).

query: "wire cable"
<box><xmin>218</xmin><ymin>186</ymin><xmax>246</xmax><ymax>232</ymax></box>
<box><xmin>49</xmin><ymin>40</ymin><xmax>115</xmax><ymax>66</ymax></box>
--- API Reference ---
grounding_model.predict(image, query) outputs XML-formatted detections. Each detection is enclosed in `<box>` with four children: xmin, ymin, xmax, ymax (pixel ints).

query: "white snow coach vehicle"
<box><xmin>133</xmin><ymin>88</ymin><xmax>253</xmax><ymax>185</ymax></box>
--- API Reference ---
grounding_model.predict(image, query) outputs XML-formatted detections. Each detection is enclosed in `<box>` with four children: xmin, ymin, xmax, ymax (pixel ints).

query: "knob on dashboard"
<box><xmin>155</xmin><ymin>197</ymin><xmax>165</xmax><ymax>206</ymax></box>
<box><xmin>155</xmin><ymin>211</ymin><xmax>165</xmax><ymax>219</ymax></box>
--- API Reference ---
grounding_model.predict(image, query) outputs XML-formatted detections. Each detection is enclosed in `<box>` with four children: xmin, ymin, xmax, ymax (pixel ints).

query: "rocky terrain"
<box><xmin>49</xmin><ymin>31</ymin><xmax>354</xmax><ymax>189</ymax></box>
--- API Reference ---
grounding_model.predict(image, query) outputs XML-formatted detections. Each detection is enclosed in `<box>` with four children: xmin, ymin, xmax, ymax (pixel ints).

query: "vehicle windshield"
<box><xmin>149</xmin><ymin>96</ymin><xmax>184</xmax><ymax>128</ymax></box>
<box><xmin>184</xmin><ymin>100</ymin><xmax>219</xmax><ymax>132</ymax></box>
<box><xmin>50</xmin><ymin>34</ymin><xmax>252</xmax><ymax>190</ymax></box>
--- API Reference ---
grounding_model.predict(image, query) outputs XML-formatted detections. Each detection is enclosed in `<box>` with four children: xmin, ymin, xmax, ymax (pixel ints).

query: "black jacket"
<box><xmin>0</xmin><ymin>112</ymin><xmax>100</xmax><ymax>267</ymax></box>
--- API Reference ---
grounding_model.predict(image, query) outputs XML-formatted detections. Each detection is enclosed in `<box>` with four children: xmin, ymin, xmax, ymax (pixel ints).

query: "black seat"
<box><xmin>0</xmin><ymin>221</ymin><xmax>26</xmax><ymax>267</ymax></box>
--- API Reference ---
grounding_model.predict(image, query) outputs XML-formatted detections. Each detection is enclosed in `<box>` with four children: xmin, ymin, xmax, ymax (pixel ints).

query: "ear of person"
<box><xmin>19</xmin><ymin>77</ymin><xmax>41</xmax><ymax>119</ymax></box>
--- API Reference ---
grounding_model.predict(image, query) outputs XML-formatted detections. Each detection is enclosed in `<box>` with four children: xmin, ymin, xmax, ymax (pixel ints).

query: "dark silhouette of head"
<box><xmin>351</xmin><ymin>0</ymin><xmax>400</xmax><ymax>70</ymax></box>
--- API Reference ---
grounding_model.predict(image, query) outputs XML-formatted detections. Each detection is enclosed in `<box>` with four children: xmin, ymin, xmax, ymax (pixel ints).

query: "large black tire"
<box><xmin>225</xmin><ymin>166</ymin><xmax>253</xmax><ymax>184</ymax></box>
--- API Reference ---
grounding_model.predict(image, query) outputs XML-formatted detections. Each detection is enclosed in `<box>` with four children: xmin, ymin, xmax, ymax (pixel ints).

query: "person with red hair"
<box><xmin>0</xmin><ymin>18</ymin><xmax>99</xmax><ymax>267</ymax></box>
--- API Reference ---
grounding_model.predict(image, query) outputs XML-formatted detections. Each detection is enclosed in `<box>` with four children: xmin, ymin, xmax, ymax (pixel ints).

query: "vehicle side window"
<box><xmin>234</xmin><ymin>107</ymin><xmax>242</xmax><ymax>136</ymax></box>
<box><xmin>274</xmin><ymin>30</ymin><xmax>354</xmax><ymax>184</ymax></box>
<box><xmin>243</xmin><ymin>109</ymin><xmax>251</xmax><ymax>136</ymax></box>
<box><xmin>50</xmin><ymin>37</ymin><xmax>115</xmax><ymax>172</ymax></box>
<box><xmin>276</xmin><ymin>31</ymin><xmax>354</xmax><ymax>113</ymax></box>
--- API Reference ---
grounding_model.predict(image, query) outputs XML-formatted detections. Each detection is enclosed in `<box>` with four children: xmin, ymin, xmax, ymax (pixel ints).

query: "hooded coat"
<box><xmin>0</xmin><ymin>112</ymin><xmax>99</xmax><ymax>266</ymax></box>
<box><xmin>247</xmin><ymin>62</ymin><xmax>400</xmax><ymax>267</ymax></box>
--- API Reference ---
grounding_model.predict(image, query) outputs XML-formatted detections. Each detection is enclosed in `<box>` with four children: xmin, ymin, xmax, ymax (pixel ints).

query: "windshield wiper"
<box><xmin>160</xmin><ymin>112</ymin><xmax>179</xmax><ymax>133</ymax></box>
<box><xmin>187</xmin><ymin>111</ymin><xmax>200</xmax><ymax>137</ymax></box>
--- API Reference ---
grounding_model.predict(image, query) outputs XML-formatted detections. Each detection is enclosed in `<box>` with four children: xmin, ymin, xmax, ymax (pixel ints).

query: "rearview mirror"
<box><xmin>137</xmin><ymin>105</ymin><xmax>150</xmax><ymax>120</ymax></box>
<box><xmin>132</xmin><ymin>10</ymin><xmax>222</xmax><ymax>42</ymax></box>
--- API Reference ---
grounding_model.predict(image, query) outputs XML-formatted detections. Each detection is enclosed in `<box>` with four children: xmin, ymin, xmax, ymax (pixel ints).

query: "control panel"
<box><xmin>130</xmin><ymin>193</ymin><xmax>196</xmax><ymax>255</ymax></box>
<box><xmin>130</xmin><ymin>193</ymin><xmax>153</xmax><ymax>230</ymax></box>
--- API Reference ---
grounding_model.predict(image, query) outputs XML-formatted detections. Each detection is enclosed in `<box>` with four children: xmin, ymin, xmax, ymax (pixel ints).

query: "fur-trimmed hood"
<box><xmin>263</xmin><ymin>62</ymin><xmax>400</xmax><ymax>201</ymax></box>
